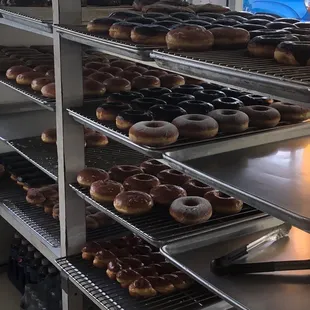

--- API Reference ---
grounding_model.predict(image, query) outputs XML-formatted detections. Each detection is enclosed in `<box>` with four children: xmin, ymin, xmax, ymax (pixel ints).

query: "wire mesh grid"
<box><xmin>70</xmin><ymin>183</ymin><xmax>265</xmax><ymax>247</ymax></box>
<box><xmin>57</xmin><ymin>254</ymin><xmax>220</xmax><ymax>310</ymax></box>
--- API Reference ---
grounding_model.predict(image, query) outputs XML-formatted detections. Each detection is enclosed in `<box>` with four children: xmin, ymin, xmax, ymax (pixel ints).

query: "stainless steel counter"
<box><xmin>164</xmin><ymin>136</ymin><xmax>310</xmax><ymax>231</ymax></box>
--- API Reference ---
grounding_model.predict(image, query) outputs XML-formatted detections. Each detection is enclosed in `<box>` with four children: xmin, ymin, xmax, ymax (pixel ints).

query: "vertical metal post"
<box><xmin>52</xmin><ymin>0</ymin><xmax>85</xmax><ymax>309</ymax></box>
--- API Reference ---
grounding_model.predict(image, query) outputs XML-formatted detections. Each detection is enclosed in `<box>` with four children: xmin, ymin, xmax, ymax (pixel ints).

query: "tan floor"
<box><xmin>0</xmin><ymin>272</ymin><xmax>21</xmax><ymax>309</ymax></box>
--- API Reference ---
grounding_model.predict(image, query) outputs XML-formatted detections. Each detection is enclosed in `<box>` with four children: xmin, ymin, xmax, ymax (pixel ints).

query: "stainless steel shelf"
<box><xmin>161</xmin><ymin>222</ymin><xmax>310</xmax><ymax>310</ymax></box>
<box><xmin>0</xmin><ymin>8</ymin><xmax>53</xmax><ymax>37</ymax></box>
<box><xmin>164</xmin><ymin>135</ymin><xmax>310</xmax><ymax>232</ymax></box>
<box><xmin>151</xmin><ymin>50</ymin><xmax>310</xmax><ymax>105</ymax></box>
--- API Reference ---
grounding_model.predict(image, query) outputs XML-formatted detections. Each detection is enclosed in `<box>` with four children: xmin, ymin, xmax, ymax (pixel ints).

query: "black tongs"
<box><xmin>211</xmin><ymin>223</ymin><xmax>310</xmax><ymax>275</ymax></box>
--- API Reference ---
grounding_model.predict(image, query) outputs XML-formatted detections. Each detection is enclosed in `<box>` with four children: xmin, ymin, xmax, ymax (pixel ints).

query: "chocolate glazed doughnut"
<box><xmin>107</xmin><ymin>91</ymin><xmax>143</xmax><ymax>103</ymax></box>
<box><xmin>131</xmin><ymin>97</ymin><xmax>167</xmax><ymax>110</ymax></box>
<box><xmin>212</xmin><ymin>97</ymin><xmax>243</xmax><ymax>110</ymax></box>
<box><xmin>109</xmin><ymin>165</ymin><xmax>143</xmax><ymax>183</ymax></box>
<box><xmin>150</xmin><ymin>184</ymin><xmax>187</xmax><ymax>206</ymax></box>
<box><xmin>87</xmin><ymin>17</ymin><xmax>121</xmax><ymax>33</ymax></box>
<box><xmin>209</xmin><ymin>27</ymin><xmax>250</xmax><ymax>48</ymax></box>
<box><xmin>140</xmin><ymin>159</ymin><xmax>170</xmax><ymax>175</ymax></box>
<box><xmin>249</xmin><ymin>28</ymin><xmax>289</xmax><ymax>39</ymax></box>
<box><xmin>96</xmin><ymin>103</ymin><xmax>131</xmax><ymax>121</ymax></box>
<box><xmin>160</xmin><ymin>93</ymin><xmax>195</xmax><ymax>105</ymax></box>
<box><xmin>116</xmin><ymin>110</ymin><xmax>153</xmax><ymax>130</ymax></box>
<box><xmin>140</xmin><ymin>87</ymin><xmax>171</xmax><ymax>98</ymax></box>
<box><xmin>123</xmin><ymin>173</ymin><xmax>160</xmax><ymax>193</ymax></box>
<box><xmin>109</xmin><ymin>22</ymin><xmax>139</xmax><ymax>40</ymax></box>
<box><xmin>157</xmin><ymin>169</ymin><xmax>191</xmax><ymax>186</ymax></box>
<box><xmin>150</xmin><ymin>104</ymin><xmax>187</xmax><ymax>122</ymax></box>
<box><xmin>239</xmin><ymin>94</ymin><xmax>273</xmax><ymax>106</ymax></box>
<box><xmin>172</xmin><ymin>84</ymin><xmax>204</xmax><ymax>95</ymax></box>
<box><xmin>270</xmin><ymin>102</ymin><xmax>310</xmax><ymax>123</ymax></box>
<box><xmin>178</xmin><ymin>100</ymin><xmax>214</xmax><ymax>114</ymax></box>
<box><xmin>131</xmin><ymin>25</ymin><xmax>169</xmax><ymax>45</ymax></box>
<box><xmin>182</xmin><ymin>179</ymin><xmax>212</xmax><ymax>197</ymax></box>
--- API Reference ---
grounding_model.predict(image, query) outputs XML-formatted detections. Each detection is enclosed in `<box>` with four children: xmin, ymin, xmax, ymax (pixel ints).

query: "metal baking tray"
<box><xmin>70</xmin><ymin>182</ymin><xmax>267</xmax><ymax>248</ymax></box>
<box><xmin>151</xmin><ymin>50</ymin><xmax>310</xmax><ymax>105</ymax></box>
<box><xmin>54</xmin><ymin>24</ymin><xmax>163</xmax><ymax>61</ymax></box>
<box><xmin>163</xmin><ymin>135</ymin><xmax>310</xmax><ymax>232</ymax></box>
<box><xmin>160</xmin><ymin>222</ymin><xmax>310</xmax><ymax>310</ymax></box>
<box><xmin>68</xmin><ymin>104</ymin><xmax>310</xmax><ymax>159</ymax></box>
<box><xmin>0</xmin><ymin>8</ymin><xmax>53</xmax><ymax>37</ymax></box>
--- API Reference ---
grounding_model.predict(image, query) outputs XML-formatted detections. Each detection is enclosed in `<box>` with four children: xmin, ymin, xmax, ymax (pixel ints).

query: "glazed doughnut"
<box><xmin>249</xmin><ymin>29</ymin><xmax>290</xmax><ymax>39</ymax></box>
<box><xmin>98</xmin><ymin>66</ymin><xmax>123</xmax><ymax>75</ymax></box>
<box><xmin>204</xmin><ymin>190</ymin><xmax>243</xmax><ymax>214</ymax></box>
<box><xmin>103</xmin><ymin>77</ymin><xmax>131</xmax><ymax>93</ymax></box>
<box><xmin>212</xmin><ymin>97</ymin><xmax>243</xmax><ymax>110</ymax></box>
<box><xmin>150</xmin><ymin>104</ymin><xmax>187</xmax><ymax>122</ymax></box>
<box><xmin>270</xmin><ymin>102</ymin><xmax>310</xmax><ymax>123</ymax></box>
<box><xmin>246</xmin><ymin>18</ymin><xmax>270</xmax><ymax>25</ymax></box>
<box><xmin>216</xmin><ymin>18</ymin><xmax>241</xmax><ymax>26</ymax></box>
<box><xmin>275</xmin><ymin>17</ymin><xmax>299</xmax><ymax>24</ymax></box>
<box><xmin>146</xmin><ymin>276</ymin><xmax>175</xmax><ymax>294</ymax></box>
<box><xmin>208</xmin><ymin>109</ymin><xmax>249</xmax><ymax>133</ymax></box>
<box><xmin>129</xmin><ymin>277</ymin><xmax>157</xmax><ymax>298</ymax></box>
<box><xmin>238</xmin><ymin>24</ymin><xmax>267</xmax><ymax>31</ymax></box>
<box><xmin>182</xmin><ymin>179</ymin><xmax>212</xmax><ymax>197</ymax></box>
<box><xmin>52</xmin><ymin>204</ymin><xmax>59</xmax><ymax>220</ymax></box>
<box><xmin>160</xmin><ymin>93</ymin><xmax>195</xmax><ymax>105</ymax></box>
<box><xmin>77</xmin><ymin>167</ymin><xmax>109</xmax><ymax>188</ymax></box>
<box><xmin>247</xmin><ymin>34</ymin><xmax>299</xmax><ymax>58</ymax></box>
<box><xmin>109</xmin><ymin>165</ymin><xmax>143</xmax><ymax>183</ymax></box>
<box><xmin>140</xmin><ymin>87</ymin><xmax>171</xmax><ymax>98</ymax></box>
<box><xmin>26</xmin><ymin>188</ymin><xmax>46</xmax><ymax>205</ymax></box>
<box><xmin>90</xmin><ymin>180</ymin><xmax>124</xmax><ymax>203</ymax></box>
<box><xmin>172</xmin><ymin>84</ymin><xmax>204</xmax><ymax>95</ymax></box>
<box><xmin>125</xmin><ymin>65</ymin><xmax>148</xmax><ymax>74</ymax></box>
<box><xmin>157</xmin><ymin>169</ymin><xmax>191</xmax><ymax>186</ymax></box>
<box><xmin>142</xmin><ymin>12</ymin><xmax>167</xmax><ymax>19</ymax></box>
<box><xmin>274</xmin><ymin>41</ymin><xmax>310</xmax><ymax>66</ymax></box>
<box><xmin>93</xmin><ymin>250</ymin><xmax>116</xmax><ymax>268</ymax></box>
<box><xmin>195</xmin><ymin>3</ymin><xmax>230</xmax><ymax>13</ymax></box>
<box><xmin>140</xmin><ymin>159</ymin><xmax>169</xmax><ymax>175</ymax></box>
<box><xmin>184</xmin><ymin>20</ymin><xmax>212</xmax><ymax>27</ymax></box>
<box><xmin>116</xmin><ymin>70</ymin><xmax>141</xmax><ymax>82</ymax></box>
<box><xmin>132</xmin><ymin>75</ymin><xmax>161</xmax><ymax>90</ymax></box>
<box><xmin>155</xmin><ymin>20</ymin><xmax>182</xmax><ymax>29</ymax></box>
<box><xmin>169</xmin><ymin>196</ymin><xmax>212</xmax><ymax>224</ymax></box>
<box><xmin>81</xmin><ymin>241</ymin><xmax>108</xmax><ymax>260</ymax></box>
<box><xmin>224</xmin><ymin>15</ymin><xmax>248</xmax><ymax>23</ymax></box>
<box><xmin>6</xmin><ymin>65</ymin><xmax>33</xmax><ymax>79</ymax></box>
<box><xmin>159</xmin><ymin>74</ymin><xmax>185</xmax><ymax>88</ymax></box>
<box><xmin>109</xmin><ymin>22</ymin><xmax>139</xmax><ymax>40</ymax></box>
<box><xmin>87</xmin><ymin>17</ymin><xmax>121</xmax><ymax>33</ymax></box>
<box><xmin>41</xmin><ymin>128</ymin><xmax>56</xmax><ymax>143</ymax></box>
<box><xmin>224</xmin><ymin>10</ymin><xmax>252</xmax><ymax>18</ymax></box>
<box><xmin>166</xmin><ymin>25</ymin><xmax>214</xmax><ymax>51</ymax></box>
<box><xmin>123</xmin><ymin>173</ymin><xmax>160</xmax><ymax>193</ymax></box>
<box><xmin>116</xmin><ymin>269</ymin><xmax>141</xmax><ymax>288</ymax></box>
<box><xmin>31</xmin><ymin>77</ymin><xmax>54</xmax><ymax>92</ymax></box>
<box><xmin>107</xmin><ymin>91</ymin><xmax>143</xmax><ymax>103</ymax></box>
<box><xmin>96</xmin><ymin>103</ymin><xmax>131</xmax><ymax>121</ymax></box>
<box><xmin>135</xmin><ymin>266</ymin><xmax>158</xmax><ymax>277</ymax></box>
<box><xmin>116</xmin><ymin>110</ymin><xmax>153</xmax><ymax>130</ymax></box>
<box><xmin>197</xmin><ymin>12</ymin><xmax>224</xmax><ymax>19</ymax></box>
<box><xmin>84</xmin><ymin>131</ymin><xmax>109</xmax><ymax>147</ymax></box>
<box><xmin>127</xmin><ymin>17</ymin><xmax>156</xmax><ymax>24</ymax></box>
<box><xmin>178</xmin><ymin>100</ymin><xmax>214</xmax><ymax>114</ymax></box>
<box><xmin>109</xmin><ymin>11</ymin><xmax>140</xmax><ymax>20</ymax></box>
<box><xmin>295</xmin><ymin>22</ymin><xmax>310</xmax><ymax>29</ymax></box>
<box><xmin>131</xmin><ymin>25</ymin><xmax>169</xmax><ymax>45</ymax></box>
<box><xmin>209</xmin><ymin>27</ymin><xmax>250</xmax><ymax>48</ymax></box>
<box><xmin>220</xmin><ymin>88</ymin><xmax>245</xmax><ymax>98</ymax></box>
<box><xmin>106</xmin><ymin>259</ymin><xmax>130</xmax><ymax>280</ymax></box>
<box><xmin>84</xmin><ymin>62</ymin><xmax>109</xmax><ymax>70</ymax></box>
<box><xmin>114</xmin><ymin>191</ymin><xmax>154</xmax><ymax>215</ymax></box>
<box><xmin>239</xmin><ymin>94</ymin><xmax>273</xmax><ymax>106</ymax></box>
<box><xmin>173</xmin><ymin>271</ymin><xmax>194</xmax><ymax>289</ymax></box>
<box><xmin>132</xmin><ymin>255</ymin><xmax>153</xmax><ymax>265</ymax></box>
<box><xmin>267</xmin><ymin>21</ymin><xmax>297</xmax><ymax>29</ymax></box>
<box><xmin>150</xmin><ymin>184</ymin><xmax>187</xmax><ymax>206</ymax></box>
<box><xmin>45</xmin><ymin>69</ymin><xmax>54</xmax><ymax>78</ymax></box>
<box><xmin>83</xmin><ymin>79</ymin><xmax>106</xmax><ymax>97</ymax></box>
<box><xmin>131</xmin><ymin>97</ymin><xmax>166</xmax><ymax>110</ymax></box>
<box><xmin>88</xmin><ymin>72</ymin><xmax>113</xmax><ymax>83</ymax></box>
<box><xmin>16</xmin><ymin>71</ymin><xmax>44</xmax><ymax>85</ymax></box>
<box><xmin>110</xmin><ymin>60</ymin><xmax>135</xmax><ymax>69</ymax></box>
<box><xmin>170</xmin><ymin>12</ymin><xmax>196</xmax><ymax>20</ymax></box>
<box><xmin>201</xmin><ymin>82</ymin><xmax>223</xmax><ymax>90</ymax></box>
<box><xmin>240</xmin><ymin>105</ymin><xmax>281</xmax><ymax>128</ymax></box>
<box><xmin>248</xmin><ymin>14</ymin><xmax>276</xmax><ymax>21</ymax></box>
<box><xmin>172</xmin><ymin>114</ymin><xmax>219</xmax><ymax>139</ymax></box>
<box><xmin>162</xmin><ymin>273</ymin><xmax>188</xmax><ymax>290</ymax></box>
<box><xmin>194</xmin><ymin>89</ymin><xmax>226</xmax><ymax>102</ymax></box>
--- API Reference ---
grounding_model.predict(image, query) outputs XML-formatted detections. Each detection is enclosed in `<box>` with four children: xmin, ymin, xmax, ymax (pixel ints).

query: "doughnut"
<box><xmin>140</xmin><ymin>159</ymin><xmax>170</xmax><ymax>175</ymax></box>
<box><xmin>150</xmin><ymin>184</ymin><xmax>187</xmax><ymax>206</ymax></box>
<box><xmin>166</xmin><ymin>25</ymin><xmax>214</xmax><ymax>51</ymax></box>
<box><xmin>52</xmin><ymin>204</ymin><xmax>59</xmax><ymax>220</ymax></box>
<box><xmin>26</xmin><ymin>188</ymin><xmax>46</xmax><ymax>205</ymax></box>
<box><xmin>216</xmin><ymin>18</ymin><xmax>241</xmax><ymax>26</ymax></box>
<box><xmin>240</xmin><ymin>105</ymin><xmax>281</xmax><ymax>128</ymax></box>
<box><xmin>224</xmin><ymin>10</ymin><xmax>253</xmax><ymax>18</ymax></box>
<box><xmin>82</xmin><ymin>241</ymin><xmax>111</xmax><ymax>260</ymax></box>
<box><xmin>159</xmin><ymin>74</ymin><xmax>185</xmax><ymax>88</ymax></box>
<box><xmin>88</xmin><ymin>72</ymin><xmax>113</xmax><ymax>83</ymax></box>
<box><xmin>184</xmin><ymin>77</ymin><xmax>204</xmax><ymax>85</ymax></box>
<box><xmin>143</xmin><ymin>12</ymin><xmax>167</xmax><ymax>19</ymax></box>
<box><xmin>172</xmin><ymin>84</ymin><xmax>204</xmax><ymax>95</ymax></box>
<box><xmin>295</xmin><ymin>22</ymin><xmax>310</xmax><ymax>29</ymax></box>
<box><xmin>143</xmin><ymin>69</ymin><xmax>168</xmax><ymax>77</ymax></box>
<box><xmin>249</xmin><ymin>28</ymin><xmax>289</xmax><ymax>39</ymax></box>
<box><xmin>107</xmin><ymin>91</ymin><xmax>143</xmax><ymax>103</ymax></box>
<box><xmin>209</xmin><ymin>27</ymin><xmax>250</xmax><ymax>48</ymax></box>
<box><xmin>109</xmin><ymin>11</ymin><xmax>140</xmax><ymax>20</ymax></box>
<box><xmin>129</xmin><ymin>120</ymin><xmax>179</xmax><ymax>146</ymax></box>
<box><xmin>274</xmin><ymin>41</ymin><xmax>310</xmax><ymax>66</ymax></box>
<box><xmin>131</xmin><ymin>75</ymin><xmax>161</xmax><ymax>90</ymax></box>
<box><xmin>109</xmin><ymin>22</ymin><xmax>139</xmax><ymax>40</ymax></box>
<box><xmin>220</xmin><ymin>88</ymin><xmax>245</xmax><ymax>98</ymax></box>
<box><xmin>116</xmin><ymin>70</ymin><xmax>141</xmax><ymax>82</ymax></box>
<box><xmin>123</xmin><ymin>173</ymin><xmax>160</xmax><ymax>193</ymax></box>
<box><xmin>157</xmin><ymin>169</ymin><xmax>190</xmax><ymax>186</ymax></box>
<box><xmin>169</xmin><ymin>196</ymin><xmax>212</xmax><ymax>224</ymax></box>
<box><xmin>150</xmin><ymin>104</ymin><xmax>187</xmax><ymax>122</ymax></box>
<box><xmin>145</xmin><ymin>276</ymin><xmax>175</xmax><ymax>294</ymax></box>
<box><xmin>127</xmin><ymin>17</ymin><xmax>156</xmax><ymax>24</ymax></box>
<box><xmin>275</xmin><ymin>17</ymin><xmax>299</xmax><ymax>24</ymax></box>
<box><xmin>83</xmin><ymin>79</ymin><xmax>106</xmax><ymax>97</ymax></box>
<box><xmin>45</xmin><ymin>69</ymin><xmax>54</xmax><ymax>78</ymax></box>
<box><xmin>195</xmin><ymin>3</ymin><xmax>230</xmax><ymax>13</ymax></box>
<box><xmin>270</xmin><ymin>102</ymin><xmax>310</xmax><ymax>123</ymax></box>
<box><xmin>125</xmin><ymin>66</ymin><xmax>148</xmax><ymax>74</ymax></box>
<box><xmin>178</xmin><ymin>100</ymin><xmax>214</xmax><ymax>114</ymax></box>
<box><xmin>90</xmin><ymin>179</ymin><xmax>124</xmax><ymax>203</ymax></box>
<box><xmin>197</xmin><ymin>12</ymin><xmax>224</xmax><ymax>19</ymax></box>
<box><xmin>172</xmin><ymin>114</ymin><xmax>219</xmax><ymax>139</ymax></box>
<box><xmin>41</xmin><ymin>128</ymin><xmax>56</xmax><ymax>143</ymax></box>
<box><xmin>96</xmin><ymin>103</ymin><xmax>131</xmax><ymax>121</ymax></box>
<box><xmin>132</xmin><ymin>255</ymin><xmax>153</xmax><ymax>265</ymax></box>
<box><xmin>239</xmin><ymin>94</ymin><xmax>273</xmax><ymax>106</ymax></box>
<box><xmin>140</xmin><ymin>87</ymin><xmax>171</xmax><ymax>98</ymax></box>
<box><xmin>103</xmin><ymin>77</ymin><xmax>131</xmax><ymax>93</ymax></box>
<box><xmin>6</xmin><ymin>65</ymin><xmax>32</xmax><ymax>79</ymax></box>
<box><xmin>116</xmin><ymin>110</ymin><xmax>153</xmax><ymax>130</ymax></box>
<box><xmin>31</xmin><ymin>76</ymin><xmax>54</xmax><ymax>92</ymax></box>
<box><xmin>170</xmin><ymin>12</ymin><xmax>196</xmax><ymax>20</ymax></box>
<box><xmin>208</xmin><ymin>109</ymin><xmax>249</xmax><ymax>133</ymax></box>
<box><xmin>246</xmin><ymin>18</ymin><xmax>270</xmax><ymax>25</ymax></box>
<box><xmin>184</xmin><ymin>20</ymin><xmax>212</xmax><ymax>27</ymax></box>
<box><xmin>204</xmin><ymin>190</ymin><xmax>243</xmax><ymax>214</ymax></box>
<box><xmin>172</xmin><ymin>271</ymin><xmax>194</xmax><ymax>289</ymax></box>
<box><xmin>182</xmin><ymin>179</ymin><xmax>212</xmax><ymax>197</ymax></box>
<box><xmin>224</xmin><ymin>15</ymin><xmax>248</xmax><ymax>23</ymax></box>
<box><xmin>267</xmin><ymin>21</ymin><xmax>297</xmax><ymax>29</ymax></box>
<box><xmin>135</xmin><ymin>266</ymin><xmax>158</xmax><ymax>277</ymax></box>
<box><xmin>237</xmin><ymin>24</ymin><xmax>267</xmax><ymax>32</ymax></box>
<box><xmin>160</xmin><ymin>93</ymin><xmax>195</xmax><ymax>105</ymax></box>
<box><xmin>201</xmin><ymin>82</ymin><xmax>223</xmax><ymax>90</ymax></box>
<box><xmin>248</xmin><ymin>14</ymin><xmax>276</xmax><ymax>21</ymax></box>
<box><xmin>87</xmin><ymin>17</ymin><xmax>121</xmax><ymax>33</ymax></box>
<box><xmin>116</xmin><ymin>269</ymin><xmax>141</xmax><ymax>288</ymax></box>
<box><xmin>93</xmin><ymin>250</ymin><xmax>116</xmax><ymax>268</ymax></box>
<box><xmin>194</xmin><ymin>89</ymin><xmax>226</xmax><ymax>102</ymax></box>
<box><xmin>106</xmin><ymin>259</ymin><xmax>130</xmax><ymax>280</ymax></box>
<box><xmin>131</xmin><ymin>25</ymin><xmax>169</xmax><ymax>45</ymax></box>
<box><xmin>149</xmin><ymin>252</ymin><xmax>165</xmax><ymax>263</ymax></box>
<box><xmin>98</xmin><ymin>66</ymin><xmax>123</xmax><ymax>75</ymax></box>
<box><xmin>247</xmin><ymin>34</ymin><xmax>299</xmax><ymax>58</ymax></box>
<box><xmin>77</xmin><ymin>167</ymin><xmax>109</xmax><ymax>188</ymax></box>
<box><xmin>16</xmin><ymin>71</ymin><xmax>44</xmax><ymax>85</ymax></box>
<box><xmin>212</xmin><ymin>97</ymin><xmax>243</xmax><ymax>110</ymax></box>
<box><xmin>154</xmin><ymin>20</ymin><xmax>182</xmax><ymax>29</ymax></box>
<box><xmin>109</xmin><ymin>165</ymin><xmax>143</xmax><ymax>183</ymax></box>
<box><xmin>84</xmin><ymin>131</ymin><xmax>109</xmax><ymax>147</ymax></box>
<box><xmin>156</xmin><ymin>16</ymin><xmax>182</xmax><ymax>22</ymax></box>
<box><xmin>84</xmin><ymin>61</ymin><xmax>109</xmax><ymax>70</ymax></box>
<box><xmin>127</xmin><ymin>245</ymin><xmax>152</xmax><ymax>255</ymax></box>
<box><xmin>131</xmin><ymin>97</ymin><xmax>166</xmax><ymax>110</ymax></box>
<box><xmin>113</xmin><ymin>191</ymin><xmax>154</xmax><ymax>215</ymax></box>
<box><xmin>129</xmin><ymin>278</ymin><xmax>157</xmax><ymax>298</ymax></box>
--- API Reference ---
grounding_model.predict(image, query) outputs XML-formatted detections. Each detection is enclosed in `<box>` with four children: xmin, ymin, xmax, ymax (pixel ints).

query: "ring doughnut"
<box><xmin>239</xmin><ymin>94</ymin><xmax>273</xmax><ymax>106</ymax></box>
<box><xmin>116</xmin><ymin>110</ymin><xmax>153</xmax><ymax>130</ymax></box>
<box><xmin>77</xmin><ymin>167</ymin><xmax>109</xmax><ymax>188</ymax></box>
<box><xmin>87</xmin><ymin>17</ymin><xmax>121</xmax><ymax>33</ymax></box>
<box><xmin>109</xmin><ymin>165</ymin><xmax>143</xmax><ymax>183</ymax></box>
<box><xmin>157</xmin><ymin>169</ymin><xmax>191</xmax><ymax>186</ymax></box>
<box><xmin>212</xmin><ymin>97</ymin><xmax>243</xmax><ymax>110</ymax></box>
<box><xmin>131</xmin><ymin>97</ymin><xmax>166</xmax><ymax>110</ymax></box>
<box><xmin>172</xmin><ymin>84</ymin><xmax>204</xmax><ymax>95</ymax></box>
<box><xmin>270</xmin><ymin>102</ymin><xmax>310</xmax><ymax>123</ymax></box>
<box><xmin>140</xmin><ymin>159</ymin><xmax>170</xmax><ymax>175</ymax></box>
<box><xmin>107</xmin><ymin>91</ymin><xmax>143</xmax><ymax>103</ymax></box>
<box><xmin>182</xmin><ymin>179</ymin><xmax>212</xmax><ymax>197</ymax></box>
<box><xmin>123</xmin><ymin>173</ymin><xmax>160</xmax><ymax>193</ymax></box>
<box><xmin>96</xmin><ymin>103</ymin><xmax>131</xmax><ymax>121</ymax></box>
<box><xmin>150</xmin><ymin>104</ymin><xmax>187</xmax><ymax>122</ymax></box>
<box><xmin>90</xmin><ymin>180</ymin><xmax>124</xmax><ymax>203</ymax></box>
<box><xmin>150</xmin><ymin>184</ymin><xmax>187</xmax><ymax>206</ymax></box>
<box><xmin>140</xmin><ymin>87</ymin><xmax>171</xmax><ymax>98</ymax></box>
<box><xmin>160</xmin><ymin>93</ymin><xmax>195</xmax><ymax>105</ymax></box>
<box><xmin>132</xmin><ymin>75</ymin><xmax>161</xmax><ymax>89</ymax></box>
<box><xmin>159</xmin><ymin>74</ymin><xmax>185</xmax><ymax>88</ymax></box>
<box><xmin>178</xmin><ymin>100</ymin><xmax>214</xmax><ymax>114</ymax></box>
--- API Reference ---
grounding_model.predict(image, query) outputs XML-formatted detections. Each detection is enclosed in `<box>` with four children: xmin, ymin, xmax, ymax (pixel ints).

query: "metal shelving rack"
<box><xmin>0</xmin><ymin>0</ymin><xmax>310</xmax><ymax>310</ymax></box>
